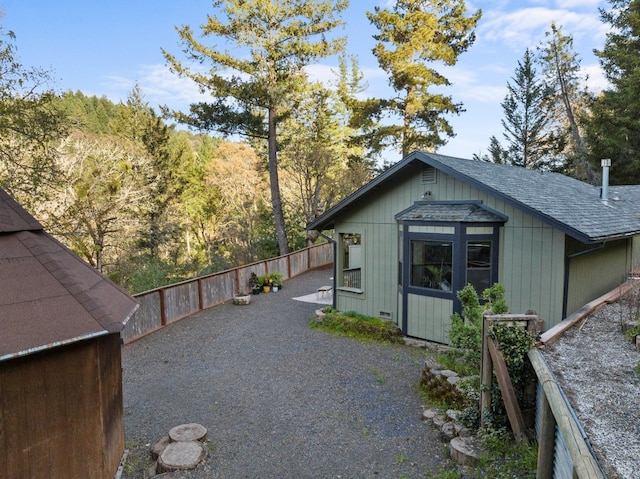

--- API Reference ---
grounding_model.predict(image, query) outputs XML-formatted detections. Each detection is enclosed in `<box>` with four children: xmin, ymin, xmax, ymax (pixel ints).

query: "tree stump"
<box><xmin>157</xmin><ymin>441</ymin><xmax>206</xmax><ymax>473</ymax></box>
<box><xmin>449</xmin><ymin>436</ymin><xmax>481</xmax><ymax>466</ymax></box>
<box><xmin>168</xmin><ymin>423</ymin><xmax>208</xmax><ymax>442</ymax></box>
<box><xmin>151</xmin><ymin>435</ymin><xmax>171</xmax><ymax>460</ymax></box>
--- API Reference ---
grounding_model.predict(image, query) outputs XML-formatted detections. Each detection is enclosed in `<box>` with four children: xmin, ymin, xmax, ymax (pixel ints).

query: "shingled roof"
<box><xmin>0</xmin><ymin>188</ymin><xmax>138</xmax><ymax>362</ymax></box>
<box><xmin>308</xmin><ymin>151</ymin><xmax>640</xmax><ymax>244</ymax></box>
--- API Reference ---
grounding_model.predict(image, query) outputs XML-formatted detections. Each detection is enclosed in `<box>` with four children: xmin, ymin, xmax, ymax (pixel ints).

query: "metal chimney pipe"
<box><xmin>601</xmin><ymin>158</ymin><xmax>611</xmax><ymax>202</ymax></box>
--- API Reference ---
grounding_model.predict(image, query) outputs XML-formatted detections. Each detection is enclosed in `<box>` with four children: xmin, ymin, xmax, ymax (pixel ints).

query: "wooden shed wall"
<box><xmin>333</xmin><ymin>162</ymin><xmax>568</xmax><ymax>337</ymax></box>
<box><xmin>0</xmin><ymin>334</ymin><xmax>124</xmax><ymax>479</ymax></box>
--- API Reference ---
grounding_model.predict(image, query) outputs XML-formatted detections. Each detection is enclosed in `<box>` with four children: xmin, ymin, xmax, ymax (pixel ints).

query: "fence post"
<box><xmin>159</xmin><ymin>288</ymin><xmax>167</xmax><ymax>326</ymax></box>
<box><xmin>537</xmin><ymin>388</ymin><xmax>556</xmax><ymax>478</ymax></box>
<box><xmin>480</xmin><ymin>311</ymin><xmax>493</xmax><ymax>427</ymax></box>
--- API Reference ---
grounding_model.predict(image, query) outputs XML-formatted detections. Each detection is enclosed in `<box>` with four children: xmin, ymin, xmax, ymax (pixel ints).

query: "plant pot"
<box><xmin>252</xmin><ymin>287</ymin><xmax>261</xmax><ymax>295</ymax></box>
<box><xmin>233</xmin><ymin>294</ymin><xmax>251</xmax><ymax>305</ymax></box>
<box><xmin>272</xmin><ymin>285</ymin><xmax>279</xmax><ymax>292</ymax></box>
<box><xmin>263</xmin><ymin>286</ymin><xmax>271</xmax><ymax>293</ymax></box>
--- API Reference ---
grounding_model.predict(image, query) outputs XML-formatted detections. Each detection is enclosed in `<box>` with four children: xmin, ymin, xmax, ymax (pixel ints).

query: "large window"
<box><xmin>466</xmin><ymin>241</ymin><xmax>492</xmax><ymax>293</ymax></box>
<box><xmin>410</xmin><ymin>240</ymin><xmax>453</xmax><ymax>291</ymax></box>
<box><xmin>341</xmin><ymin>233</ymin><xmax>362</xmax><ymax>290</ymax></box>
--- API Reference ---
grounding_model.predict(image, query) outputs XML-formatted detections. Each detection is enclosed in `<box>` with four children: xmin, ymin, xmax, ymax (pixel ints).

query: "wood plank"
<box><xmin>25</xmin><ymin>359</ymin><xmax>52</xmax><ymax>478</ymax></box>
<box><xmin>487</xmin><ymin>337</ymin><xmax>529</xmax><ymax>444</ymax></box>
<box><xmin>536</xmin><ymin>389</ymin><xmax>556</xmax><ymax>479</ymax></box>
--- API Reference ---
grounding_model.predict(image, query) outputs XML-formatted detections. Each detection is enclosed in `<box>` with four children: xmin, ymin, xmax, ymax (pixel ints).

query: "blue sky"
<box><xmin>1</xmin><ymin>0</ymin><xmax>609</xmax><ymax>161</ymax></box>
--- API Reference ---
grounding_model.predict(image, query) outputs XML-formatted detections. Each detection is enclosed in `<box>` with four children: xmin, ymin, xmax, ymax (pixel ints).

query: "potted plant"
<box><xmin>248</xmin><ymin>272</ymin><xmax>261</xmax><ymax>295</ymax></box>
<box><xmin>269</xmin><ymin>272</ymin><xmax>283</xmax><ymax>292</ymax></box>
<box><xmin>259</xmin><ymin>274</ymin><xmax>272</xmax><ymax>293</ymax></box>
<box><xmin>233</xmin><ymin>290</ymin><xmax>252</xmax><ymax>305</ymax></box>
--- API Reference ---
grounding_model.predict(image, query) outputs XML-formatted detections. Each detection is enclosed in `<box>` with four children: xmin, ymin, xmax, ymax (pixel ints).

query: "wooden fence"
<box><xmin>122</xmin><ymin>242</ymin><xmax>334</xmax><ymax>343</ymax></box>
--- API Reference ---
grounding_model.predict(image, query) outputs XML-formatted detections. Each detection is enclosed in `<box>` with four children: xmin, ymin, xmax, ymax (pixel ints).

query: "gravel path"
<box><xmin>121</xmin><ymin>268</ymin><xmax>446</xmax><ymax>478</ymax></box>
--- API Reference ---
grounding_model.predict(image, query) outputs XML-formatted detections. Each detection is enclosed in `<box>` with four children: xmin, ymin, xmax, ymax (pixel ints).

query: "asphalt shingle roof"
<box><xmin>395</xmin><ymin>201</ymin><xmax>507</xmax><ymax>223</ymax></box>
<box><xmin>426</xmin><ymin>153</ymin><xmax>640</xmax><ymax>242</ymax></box>
<box><xmin>0</xmin><ymin>188</ymin><xmax>139</xmax><ymax>361</ymax></box>
<box><xmin>308</xmin><ymin>152</ymin><xmax>640</xmax><ymax>244</ymax></box>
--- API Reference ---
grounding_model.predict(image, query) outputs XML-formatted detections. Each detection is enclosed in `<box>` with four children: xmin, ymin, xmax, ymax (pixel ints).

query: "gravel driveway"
<box><xmin>121</xmin><ymin>267</ymin><xmax>446</xmax><ymax>478</ymax></box>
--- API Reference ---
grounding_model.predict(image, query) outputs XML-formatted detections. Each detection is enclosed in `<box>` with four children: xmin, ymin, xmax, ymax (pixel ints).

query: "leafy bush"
<box><xmin>484</xmin><ymin>322</ymin><xmax>537</xmax><ymax>430</ymax></box>
<box><xmin>447</xmin><ymin>283</ymin><xmax>509</xmax><ymax>374</ymax></box>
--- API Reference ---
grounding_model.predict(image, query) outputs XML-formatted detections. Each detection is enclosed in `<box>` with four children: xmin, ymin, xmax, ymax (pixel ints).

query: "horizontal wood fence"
<box><xmin>122</xmin><ymin>243</ymin><xmax>334</xmax><ymax>344</ymax></box>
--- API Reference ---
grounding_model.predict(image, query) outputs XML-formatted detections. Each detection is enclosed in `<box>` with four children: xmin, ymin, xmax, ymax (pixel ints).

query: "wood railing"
<box><xmin>122</xmin><ymin>243</ymin><xmax>333</xmax><ymax>344</ymax></box>
<box><xmin>528</xmin><ymin>349</ymin><xmax>604</xmax><ymax>479</ymax></box>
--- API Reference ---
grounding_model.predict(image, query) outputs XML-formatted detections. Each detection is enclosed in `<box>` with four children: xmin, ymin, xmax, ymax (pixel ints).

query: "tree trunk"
<box><xmin>268</xmin><ymin>104</ymin><xmax>289</xmax><ymax>255</ymax></box>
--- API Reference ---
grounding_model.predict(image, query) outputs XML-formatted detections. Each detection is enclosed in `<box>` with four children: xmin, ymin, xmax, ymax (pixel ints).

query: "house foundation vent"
<box><xmin>379</xmin><ymin>310</ymin><xmax>393</xmax><ymax>319</ymax></box>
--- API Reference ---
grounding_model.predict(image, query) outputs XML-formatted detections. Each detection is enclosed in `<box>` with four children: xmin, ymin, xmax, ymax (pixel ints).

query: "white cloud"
<box><xmin>582</xmin><ymin>62</ymin><xmax>609</xmax><ymax>93</ymax></box>
<box><xmin>98</xmin><ymin>63</ymin><xmax>214</xmax><ymax>113</ymax></box>
<box><xmin>479</xmin><ymin>7</ymin><xmax>603</xmax><ymax>51</ymax></box>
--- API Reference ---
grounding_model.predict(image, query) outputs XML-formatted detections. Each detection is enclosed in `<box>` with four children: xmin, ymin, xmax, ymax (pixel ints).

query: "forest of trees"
<box><xmin>1</xmin><ymin>0</ymin><xmax>639</xmax><ymax>294</ymax></box>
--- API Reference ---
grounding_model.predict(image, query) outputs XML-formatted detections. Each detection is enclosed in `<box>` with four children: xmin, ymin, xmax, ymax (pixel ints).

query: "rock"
<box><xmin>422</xmin><ymin>408</ymin><xmax>438</xmax><ymax>420</ymax></box>
<box><xmin>449</xmin><ymin>436</ymin><xmax>481</xmax><ymax>466</ymax></box>
<box><xmin>432</xmin><ymin>414</ymin><xmax>447</xmax><ymax>427</ymax></box>
<box><xmin>440</xmin><ymin>369</ymin><xmax>458</xmax><ymax>378</ymax></box>
<box><xmin>157</xmin><ymin>441</ymin><xmax>206</xmax><ymax>473</ymax></box>
<box><xmin>169</xmin><ymin>423</ymin><xmax>208</xmax><ymax>442</ymax></box>
<box><xmin>151</xmin><ymin>435</ymin><xmax>171</xmax><ymax>460</ymax></box>
<box><xmin>404</xmin><ymin>337</ymin><xmax>428</xmax><ymax>348</ymax></box>
<box><xmin>423</xmin><ymin>358</ymin><xmax>440</xmax><ymax>370</ymax></box>
<box><xmin>441</xmin><ymin>421</ymin><xmax>457</xmax><ymax>441</ymax></box>
<box><xmin>447</xmin><ymin>375</ymin><xmax>460</xmax><ymax>385</ymax></box>
<box><xmin>446</xmin><ymin>409</ymin><xmax>460</xmax><ymax>422</ymax></box>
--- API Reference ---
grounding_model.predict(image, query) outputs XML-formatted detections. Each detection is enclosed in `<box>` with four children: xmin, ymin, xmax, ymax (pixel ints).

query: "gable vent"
<box><xmin>422</xmin><ymin>166</ymin><xmax>437</xmax><ymax>184</ymax></box>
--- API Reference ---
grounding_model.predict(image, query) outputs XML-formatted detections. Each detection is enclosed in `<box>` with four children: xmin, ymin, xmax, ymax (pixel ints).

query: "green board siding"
<box><xmin>499</xmin><ymin>217</ymin><xmax>565</xmax><ymax>326</ymax></box>
<box><xmin>566</xmin><ymin>238</ymin><xmax>630</xmax><ymax>315</ymax></box>
<box><xmin>407</xmin><ymin>294</ymin><xmax>452</xmax><ymax>343</ymax></box>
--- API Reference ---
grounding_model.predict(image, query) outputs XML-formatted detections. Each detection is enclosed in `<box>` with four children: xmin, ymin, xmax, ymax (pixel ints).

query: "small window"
<box><xmin>410</xmin><ymin>240</ymin><xmax>453</xmax><ymax>291</ymax></box>
<box><xmin>466</xmin><ymin>241</ymin><xmax>492</xmax><ymax>293</ymax></box>
<box><xmin>341</xmin><ymin>233</ymin><xmax>362</xmax><ymax>290</ymax></box>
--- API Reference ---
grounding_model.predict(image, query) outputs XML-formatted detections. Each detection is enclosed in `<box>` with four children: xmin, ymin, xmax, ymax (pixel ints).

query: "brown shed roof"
<box><xmin>0</xmin><ymin>189</ymin><xmax>138</xmax><ymax>361</ymax></box>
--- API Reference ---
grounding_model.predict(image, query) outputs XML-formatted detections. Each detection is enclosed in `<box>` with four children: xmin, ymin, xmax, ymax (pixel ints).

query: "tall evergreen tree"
<box><xmin>586</xmin><ymin>0</ymin><xmax>640</xmax><ymax>184</ymax></box>
<box><xmin>497</xmin><ymin>49</ymin><xmax>558</xmax><ymax>169</ymax></box>
<box><xmin>112</xmin><ymin>84</ymin><xmax>177</xmax><ymax>258</ymax></box>
<box><xmin>366</xmin><ymin>0</ymin><xmax>481</xmax><ymax>158</ymax></box>
<box><xmin>162</xmin><ymin>0</ymin><xmax>348</xmax><ymax>255</ymax></box>
<box><xmin>538</xmin><ymin>23</ymin><xmax>594</xmax><ymax>182</ymax></box>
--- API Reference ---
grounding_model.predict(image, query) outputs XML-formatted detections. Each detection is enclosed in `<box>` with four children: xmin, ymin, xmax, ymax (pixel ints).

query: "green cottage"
<box><xmin>307</xmin><ymin>152</ymin><xmax>640</xmax><ymax>343</ymax></box>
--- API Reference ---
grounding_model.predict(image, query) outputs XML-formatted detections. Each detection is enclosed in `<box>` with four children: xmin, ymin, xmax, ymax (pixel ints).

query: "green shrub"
<box><xmin>310</xmin><ymin>310</ymin><xmax>404</xmax><ymax>344</ymax></box>
<box><xmin>485</xmin><ymin>322</ymin><xmax>537</xmax><ymax>430</ymax></box>
<box><xmin>447</xmin><ymin>283</ymin><xmax>510</xmax><ymax>375</ymax></box>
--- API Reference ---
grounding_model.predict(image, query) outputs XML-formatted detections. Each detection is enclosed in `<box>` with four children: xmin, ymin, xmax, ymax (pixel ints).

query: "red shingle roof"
<box><xmin>0</xmin><ymin>189</ymin><xmax>138</xmax><ymax>361</ymax></box>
